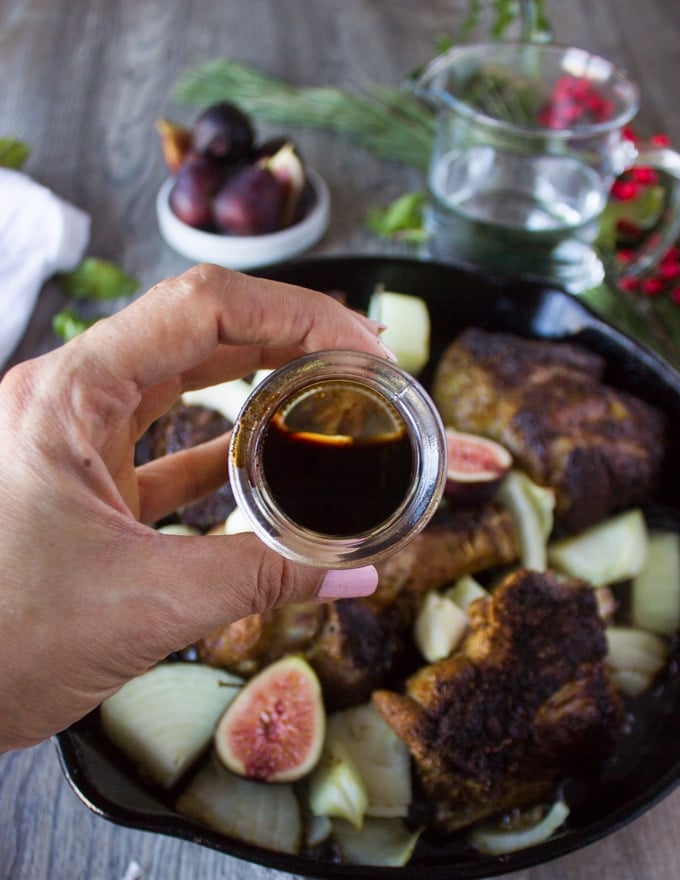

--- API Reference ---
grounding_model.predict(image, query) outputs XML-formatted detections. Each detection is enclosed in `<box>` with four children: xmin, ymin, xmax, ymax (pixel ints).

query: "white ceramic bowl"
<box><xmin>156</xmin><ymin>169</ymin><xmax>330</xmax><ymax>270</ymax></box>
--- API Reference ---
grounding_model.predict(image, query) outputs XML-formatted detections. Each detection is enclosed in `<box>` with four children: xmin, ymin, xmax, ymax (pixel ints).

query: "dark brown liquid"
<box><xmin>261</xmin><ymin>413</ymin><xmax>414</xmax><ymax>537</ymax></box>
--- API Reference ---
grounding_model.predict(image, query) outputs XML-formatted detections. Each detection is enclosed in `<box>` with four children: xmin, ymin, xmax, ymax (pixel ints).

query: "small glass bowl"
<box><xmin>228</xmin><ymin>350</ymin><xmax>447</xmax><ymax>568</ymax></box>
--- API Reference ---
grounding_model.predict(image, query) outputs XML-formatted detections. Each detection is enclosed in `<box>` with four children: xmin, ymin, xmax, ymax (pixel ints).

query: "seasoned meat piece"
<box><xmin>373</xmin><ymin>569</ymin><xmax>623</xmax><ymax>832</ymax></box>
<box><xmin>197</xmin><ymin>604</ymin><xmax>326</xmax><ymax>677</ymax></box>
<box><xmin>197</xmin><ymin>503</ymin><xmax>517</xmax><ymax>702</ymax></box>
<box><xmin>432</xmin><ymin>328</ymin><xmax>665</xmax><ymax>531</ymax></box>
<box><xmin>367</xmin><ymin>503</ymin><xmax>518</xmax><ymax>627</ymax></box>
<box><xmin>197</xmin><ymin>600</ymin><xmax>397</xmax><ymax>709</ymax></box>
<box><xmin>305</xmin><ymin>600</ymin><xmax>401</xmax><ymax>709</ymax></box>
<box><xmin>136</xmin><ymin>401</ymin><xmax>236</xmax><ymax>530</ymax></box>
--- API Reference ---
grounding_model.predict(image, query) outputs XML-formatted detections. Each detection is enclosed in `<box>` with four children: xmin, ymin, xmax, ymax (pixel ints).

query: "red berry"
<box><xmin>553</xmin><ymin>76</ymin><xmax>573</xmax><ymax>99</ymax></box>
<box><xmin>631</xmin><ymin>167</ymin><xmax>659</xmax><ymax>185</ymax></box>
<box><xmin>671</xmin><ymin>287</ymin><xmax>680</xmax><ymax>305</ymax></box>
<box><xmin>641</xmin><ymin>277</ymin><xmax>665</xmax><ymax>296</ymax></box>
<box><xmin>617</xmin><ymin>219</ymin><xmax>642</xmax><ymax>237</ymax></box>
<box><xmin>661</xmin><ymin>246</ymin><xmax>680</xmax><ymax>265</ymax></box>
<box><xmin>650</xmin><ymin>133</ymin><xmax>670</xmax><ymax>147</ymax></box>
<box><xmin>660</xmin><ymin>262</ymin><xmax>680</xmax><ymax>281</ymax></box>
<box><xmin>611</xmin><ymin>179</ymin><xmax>639</xmax><ymax>201</ymax></box>
<box><xmin>594</xmin><ymin>99</ymin><xmax>613</xmax><ymax>122</ymax></box>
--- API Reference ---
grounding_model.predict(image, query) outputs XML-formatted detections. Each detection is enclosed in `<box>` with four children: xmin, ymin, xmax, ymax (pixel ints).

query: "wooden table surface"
<box><xmin>1</xmin><ymin>1</ymin><xmax>679</xmax><ymax>878</ymax></box>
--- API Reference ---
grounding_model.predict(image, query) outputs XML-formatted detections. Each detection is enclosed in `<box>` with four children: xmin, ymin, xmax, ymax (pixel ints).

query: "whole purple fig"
<box><xmin>169</xmin><ymin>154</ymin><xmax>226</xmax><ymax>229</ymax></box>
<box><xmin>213</xmin><ymin>165</ymin><xmax>286</xmax><ymax>235</ymax></box>
<box><xmin>193</xmin><ymin>102</ymin><xmax>254</xmax><ymax>164</ymax></box>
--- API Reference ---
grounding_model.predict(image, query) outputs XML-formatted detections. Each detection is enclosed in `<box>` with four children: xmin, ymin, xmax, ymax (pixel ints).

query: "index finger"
<box><xmin>72</xmin><ymin>264</ymin><xmax>387</xmax><ymax>391</ymax></box>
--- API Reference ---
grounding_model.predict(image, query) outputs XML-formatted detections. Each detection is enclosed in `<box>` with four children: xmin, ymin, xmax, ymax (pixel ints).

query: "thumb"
<box><xmin>146</xmin><ymin>530</ymin><xmax>378</xmax><ymax>652</ymax></box>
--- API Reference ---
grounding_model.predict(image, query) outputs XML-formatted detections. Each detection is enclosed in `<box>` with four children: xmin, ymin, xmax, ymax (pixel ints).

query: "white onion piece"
<box><xmin>177</xmin><ymin>755</ymin><xmax>302</xmax><ymax>854</ymax></box>
<box><xmin>632</xmin><ymin>530</ymin><xmax>680</xmax><ymax>636</ymax></box>
<box><xmin>101</xmin><ymin>663</ymin><xmax>242</xmax><ymax>789</ymax></box>
<box><xmin>548</xmin><ymin>509</ymin><xmax>648</xmax><ymax>587</ymax></box>
<box><xmin>469</xmin><ymin>800</ymin><xmax>570</xmax><ymax>855</ymax></box>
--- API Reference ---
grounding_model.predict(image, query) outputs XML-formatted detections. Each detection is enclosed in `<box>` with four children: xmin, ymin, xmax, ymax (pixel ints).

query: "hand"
<box><xmin>0</xmin><ymin>264</ymin><xmax>384</xmax><ymax>751</ymax></box>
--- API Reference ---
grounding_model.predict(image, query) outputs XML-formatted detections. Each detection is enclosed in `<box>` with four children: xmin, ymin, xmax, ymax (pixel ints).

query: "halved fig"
<box><xmin>444</xmin><ymin>428</ymin><xmax>512</xmax><ymax>505</ymax></box>
<box><xmin>214</xmin><ymin>655</ymin><xmax>325</xmax><ymax>783</ymax></box>
<box><xmin>155</xmin><ymin>118</ymin><xmax>193</xmax><ymax>174</ymax></box>
<box><xmin>262</xmin><ymin>142</ymin><xmax>306</xmax><ymax>227</ymax></box>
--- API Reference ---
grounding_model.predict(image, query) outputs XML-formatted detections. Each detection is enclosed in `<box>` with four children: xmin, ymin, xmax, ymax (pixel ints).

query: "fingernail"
<box><xmin>378</xmin><ymin>337</ymin><xmax>399</xmax><ymax>362</ymax></box>
<box><xmin>365</xmin><ymin>317</ymin><xmax>390</xmax><ymax>335</ymax></box>
<box><xmin>351</xmin><ymin>312</ymin><xmax>388</xmax><ymax>336</ymax></box>
<box><xmin>317</xmin><ymin>566</ymin><xmax>379</xmax><ymax>599</ymax></box>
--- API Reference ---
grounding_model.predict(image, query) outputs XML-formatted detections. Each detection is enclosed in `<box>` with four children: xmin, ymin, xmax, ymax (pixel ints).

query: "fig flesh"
<box><xmin>214</xmin><ymin>655</ymin><xmax>325</xmax><ymax>783</ymax></box>
<box><xmin>262</xmin><ymin>142</ymin><xmax>305</xmax><ymax>226</ymax></box>
<box><xmin>444</xmin><ymin>428</ymin><xmax>512</xmax><ymax>505</ymax></box>
<box><xmin>156</xmin><ymin>118</ymin><xmax>193</xmax><ymax>174</ymax></box>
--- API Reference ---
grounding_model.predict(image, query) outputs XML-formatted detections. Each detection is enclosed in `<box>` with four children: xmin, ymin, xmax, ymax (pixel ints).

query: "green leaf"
<box><xmin>578</xmin><ymin>282</ymin><xmax>680</xmax><ymax>371</ymax></box>
<box><xmin>598</xmin><ymin>186</ymin><xmax>666</xmax><ymax>251</ymax></box>
<box><xmin>642</xmin><ymin>295</ymin><xmax>680</xmax><ymax>363</ymax></box>
<box><xmin>366</xmin><ymin>191</ymin><xmax>427</xmax><ymax>242</ymax></box>
<box><xmin>433</xmin><ymin>34</ymin><xmax>455</xmax><ymax>55</ymax></box>
<box><xmin>460</xmin><ymin>0</ymin><xmax>482</xmax><ymax>40</ymax></box>
<box><xmin>52</xmin><ymin>309</ymin><xmax>99</xmax><ymax>342</ymax></box>
<box><xmin>60</xmin><ymin>258</ymin><xmax>139</xmax><ymax>301</ymax></box>
<box><xmin>0</xmin><ymin>138</ymin><xmax>30</xmax><ymax>170</ymax></box>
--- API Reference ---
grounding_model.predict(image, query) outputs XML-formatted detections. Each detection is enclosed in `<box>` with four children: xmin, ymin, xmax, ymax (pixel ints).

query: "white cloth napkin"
<box><xmin>0</xmin><ymin>167</ymin><xmax>91</xmax><ymax>367</ymax></box>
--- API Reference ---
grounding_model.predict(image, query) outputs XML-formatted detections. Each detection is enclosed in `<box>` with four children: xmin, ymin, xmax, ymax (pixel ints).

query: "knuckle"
<box><xmin>247</xmin><ymin>542</ymin><xmax>319</xmax><ymax>614</ymax></box>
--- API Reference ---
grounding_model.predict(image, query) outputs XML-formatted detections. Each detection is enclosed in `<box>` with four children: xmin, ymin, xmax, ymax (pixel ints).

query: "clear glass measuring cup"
<box><xmin>416</xmin><ymin>42</ymin><xmax>680</xmax><ymax>293</ymax></box>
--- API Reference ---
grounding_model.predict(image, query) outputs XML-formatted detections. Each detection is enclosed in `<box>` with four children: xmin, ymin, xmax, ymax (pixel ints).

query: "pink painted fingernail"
<box><xmin>317</xmin><ymin>566</ymin><xmax>379</xmax><ymax>599</ymax></box>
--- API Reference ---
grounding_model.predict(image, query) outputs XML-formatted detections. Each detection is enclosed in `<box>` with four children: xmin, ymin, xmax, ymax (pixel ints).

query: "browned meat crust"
<box><xmin>197</xmin><ymin>599</ymin><xmax>397</xmax><ymax>709</ymax></box>
<box><xmin>432</xmin><ymin>329</ymin><xmax>666</xmax><ymax>532</ymax></box>
<box><xmin>135</xmin><ymin>401</ymin><xmax>236</xmax><ymax>530</ymax></box>
<box><xmin>373</xmin><ymin>569</ymin><xmax>623</xmax><ymax>832</ymax></box>
<box><xmin>367</xmin><ymin>503</ymin><xmax>518</xmax><ymax>627</ymax></box>
<box><xmin>197</xmin><ymin>503</ymin><xmax>518</xmax><ymax>705</ymax></box>
<box><xmin>197</xmin><ymin>603</ymin><xmax>325</xmax><ymax>677</ymax></box>
<box><xmin>305</xmin><ymin>600</ymin><xmax>401</xmax><ymax>708</ymax></box>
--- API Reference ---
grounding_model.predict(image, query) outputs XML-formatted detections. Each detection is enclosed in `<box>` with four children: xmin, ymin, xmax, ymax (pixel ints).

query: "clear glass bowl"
<box><xmin>228</xmin><ymin>349</ymin><xmax>447</xmax><ymax>568</ymax></box>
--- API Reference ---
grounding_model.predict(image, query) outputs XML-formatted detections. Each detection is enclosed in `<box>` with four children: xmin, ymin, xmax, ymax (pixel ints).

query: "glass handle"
<box><xmin>613</xmin><ymin>147</ymin><xmax>680</xmax><ymax>281</ymax></box>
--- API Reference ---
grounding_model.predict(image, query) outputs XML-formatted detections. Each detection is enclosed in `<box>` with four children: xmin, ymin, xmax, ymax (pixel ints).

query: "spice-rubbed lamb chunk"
<box><xmin>368</xmin><ymin>502</ymin><xmax>518</xmax><ymax>629</ymax></box>
<box><xmin>197</xmin><ymin>599</ymin><xmax>398</xmax><ymax>709</ymax></box>
<box><xmin>197</xmin><ymin>503</ymin><xmax>518</xmax><ymax>706</ymax></box>
<box><xmin>373</xmin><ymin>569</ymin><xmax>623</xmax><ymax>833</ymax></box>
<box><xmin>135</xmin><ymin>401</ymin><xmax>236</xmax><ymax>530</ymax></box>
<box><xmin>305</xmin><ymin>600</ymin><xmax>402</xmax><ymax>709</ymax></box>
<box><xmin>432</xmin><ymin>328</ymin><xmax>666</xmax><ymax>532</ymax></box>
<box><xmin>373</xmin><ymin>570</ymin><xmax>623</xmax><ymax>831</ymax></box>
<box><xmin>197</xmin><ymin>603</ymin><xmax>326</xmax><ymax>677</ymax></box>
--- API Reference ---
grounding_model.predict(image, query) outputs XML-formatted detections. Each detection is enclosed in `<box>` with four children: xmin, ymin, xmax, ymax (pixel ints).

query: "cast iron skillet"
<box><xmin>55</xmin><ymin>256</ymin><xmax>680</xmax><ymax>879</ymax></box>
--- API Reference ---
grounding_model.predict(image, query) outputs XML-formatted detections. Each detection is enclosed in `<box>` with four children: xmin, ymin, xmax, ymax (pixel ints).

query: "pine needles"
<box><xmin>173</xmin><ymin>59</ymin><xmax>435</xmax><ymax>169</ymax></box>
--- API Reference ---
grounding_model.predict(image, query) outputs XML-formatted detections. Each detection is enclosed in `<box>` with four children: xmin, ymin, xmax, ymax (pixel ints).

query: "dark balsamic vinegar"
<box><xmin>261</xmin><ymin>394</ymin><xmax>414</xmax><ymax>537</ymax></box>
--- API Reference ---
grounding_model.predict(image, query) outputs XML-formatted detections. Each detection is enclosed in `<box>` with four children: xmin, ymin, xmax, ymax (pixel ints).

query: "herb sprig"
<box><xmin>174</xmin><ymin>60</ymin><xmax>435</xmax><ymax>169</ymax></box>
